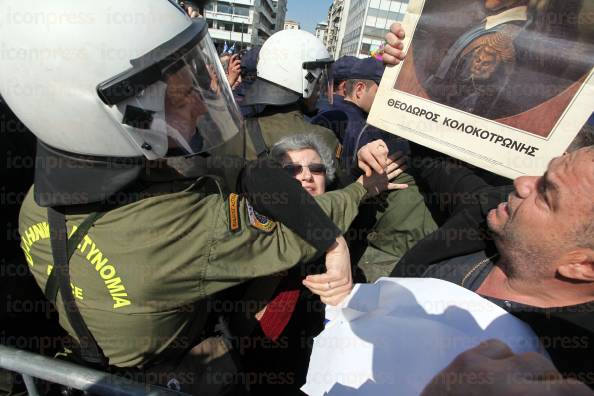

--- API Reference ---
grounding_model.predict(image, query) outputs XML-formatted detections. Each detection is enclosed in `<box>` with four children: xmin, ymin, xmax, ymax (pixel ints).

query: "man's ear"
<box><xmin>355</xmin><ymin>81</ymin><xmax>367</xmax><ymax>99</ymax></box>
<box><xmin>557</xmin><ymin>249</ymin><xmax>594</xmax><ymax>281</ymax></box>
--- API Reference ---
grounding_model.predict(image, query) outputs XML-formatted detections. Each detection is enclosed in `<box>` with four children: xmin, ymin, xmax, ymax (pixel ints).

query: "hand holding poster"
<box><xmin>368</xmin><ymin>0</ymin><xmax>594</xmax><ymax>178</ymax></box>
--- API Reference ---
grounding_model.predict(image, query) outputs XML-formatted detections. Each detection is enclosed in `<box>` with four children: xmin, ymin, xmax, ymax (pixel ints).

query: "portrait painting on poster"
<box><xmin>369</xmin><ymin>0</ymin><xmax>594</xmax><ymax>178</ymax></box>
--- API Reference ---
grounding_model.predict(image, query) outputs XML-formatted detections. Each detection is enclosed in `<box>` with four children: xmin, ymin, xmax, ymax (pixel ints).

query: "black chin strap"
<box><xmin>47</xmin><ymin>207</ymin><xmax>108</xmax><ymax>368</ymax></box>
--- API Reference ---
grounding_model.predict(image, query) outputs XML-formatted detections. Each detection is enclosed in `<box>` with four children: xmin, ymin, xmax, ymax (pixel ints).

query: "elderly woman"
<box><xmin>271</xmin><ymin>133</ymin><xmax>336</xmax><ymax>197</ymax></box>
<box><xmin>271</xmin><ymin>134</ymin><xmax>406</xmax><ymax>198</ymax></box>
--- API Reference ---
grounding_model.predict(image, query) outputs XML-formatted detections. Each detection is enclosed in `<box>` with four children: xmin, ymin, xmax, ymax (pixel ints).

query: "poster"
<box><xmin>368</xmin><ymin>0</ymin><xmax>594</xmax><ymax>178</ymax></box>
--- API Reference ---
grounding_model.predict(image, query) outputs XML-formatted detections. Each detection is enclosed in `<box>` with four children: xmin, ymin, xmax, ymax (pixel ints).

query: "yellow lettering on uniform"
<box><xmin>105</xmin><ymin>277</ymin><xmax>125</xmax><ymax>294</ymax></box>
<box><xmin>99</xmin><ymin>265</ymin><xmax>115</xmax><ymax>280</ymax></box>
<box><xmin>91</xmin><ymin>251</ymin><xmax>109</xmax><ymax>271</ymax></box>
<box><xmin>25</xmin><ymin>227</ymin><xmax>37</xmax><ymax>245</ymax></box>
<box><xmin>24</xmin><ymin>250</ymin><xmax>34</xmax><ymax>267</ymax></box>
<box><xmin>86</xmin><ymin>244</ymin><xmax>100</xmax><ymax>262</ymax></box>
<box><xmin>113</xmin><ymin>297</ymin><xmax>131</xmax><ymax>309</ymax></box>
<box><xmin>69</xmin><ymin>283</ymin><xmax>84</xmax><ymax>300</ymax></box>
<box><xmin>21</xmin><ymin>237</ymin><xmax>30</xmax><ymax>252</ymax></box>
<box><xmin>20</xmin><ymin>222</ymin><xmax>52</xmax><ymax>267</ymax></box>
<box><xmin>79</xmin><ymin>235</ymin><xmax>92</xmax><ymax>255</ymax></box>
<box><xmin>72</xmin><ymin>237</ymin><xmax>132</xmax><ymax>309</ymax></box>
<box><xmin>69</xmin><ymin>225</ymin><xmax>78</xmax><ymax>238</ymax></box>
<box><xmin>47</xmin><ymin>265</ymin><xmax>53</xmax><ymax>276</ymax></box>
<box><xmin>33</xmin><ymin>223</ymin><xmax>49</xmax><ymax>240</ymax></box>
<box><xmin>42</xmin><ymin>222</ymin><xmax>50</xmax><ymax>237</ymax></box>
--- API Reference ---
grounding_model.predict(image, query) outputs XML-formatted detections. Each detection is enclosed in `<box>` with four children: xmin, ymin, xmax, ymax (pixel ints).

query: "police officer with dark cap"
<box><xmin>312</xmin><ymin>56</ymin><xmax>406</xmax><ymax>166</ymax></box>
<box><xmin>315</xmin><ymin>55</ymin><xmax>359</xmax><ymax>114</ymax></box>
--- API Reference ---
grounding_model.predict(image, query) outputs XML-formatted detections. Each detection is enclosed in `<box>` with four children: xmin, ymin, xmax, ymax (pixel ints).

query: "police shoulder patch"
<box><xmin>245</xmin><ymin>200</ymin><xmax>277</xmax><ymax>233</ymax></box>
<box><xmin>228</xmin><ymin>193</ymin><xmax>241</xmax><ymax>233</ymax></box>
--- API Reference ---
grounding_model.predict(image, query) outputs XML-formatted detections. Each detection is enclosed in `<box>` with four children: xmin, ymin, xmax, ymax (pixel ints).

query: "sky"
<box><xmin>286</xmin><ymin>0</ymin><xmax>333</xmax><ymax>33</ymax></box>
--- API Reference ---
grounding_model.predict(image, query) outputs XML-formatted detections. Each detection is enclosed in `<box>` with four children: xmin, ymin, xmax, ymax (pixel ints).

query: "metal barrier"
<box><xmin>0</xmin><ymin>345</ymin><xmax>191</xmax><ymax>396</ymax></box>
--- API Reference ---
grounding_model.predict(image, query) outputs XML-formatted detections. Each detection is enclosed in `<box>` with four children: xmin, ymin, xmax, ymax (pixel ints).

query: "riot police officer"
<box><xmin>1</xmin><ymin>1</ymin><xmax>386</xmax><ymax>394</ymax></box>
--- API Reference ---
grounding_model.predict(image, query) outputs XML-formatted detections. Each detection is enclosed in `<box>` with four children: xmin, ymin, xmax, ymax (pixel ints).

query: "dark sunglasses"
<box><xmin>283</xmin><ymin>163</ymin><xmax>327</xmax><ymax>176</ymax></box>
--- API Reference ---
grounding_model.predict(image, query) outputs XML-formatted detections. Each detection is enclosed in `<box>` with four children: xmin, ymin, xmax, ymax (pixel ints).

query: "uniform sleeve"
<box><xmin>203</xmin><ymin>183</ymin><xmax>367</xmax><ymax>296</ymax></box>
<box><xmin>313</xmin><ymin>182</ymin><xmax>367</xmax><ymax>233</ymax></box>
<box><xmin>240</xmin><ymin>157</ymin><xmax>360</xmax><ymax>253</ymax></box>
<box><xmin>203</xmin><ymin>195</ymin><xmax>322</xmax><ymax>296</ymax></box>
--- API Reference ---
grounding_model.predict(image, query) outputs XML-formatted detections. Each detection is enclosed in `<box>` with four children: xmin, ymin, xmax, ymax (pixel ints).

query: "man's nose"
<box><xmin>513</xmin><ymin>176</ymin><xmax>537</xmax><ymax>198</ymax></box>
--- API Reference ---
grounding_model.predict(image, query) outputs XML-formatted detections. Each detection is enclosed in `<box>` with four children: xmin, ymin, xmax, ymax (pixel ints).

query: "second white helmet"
<box><xmin>256</xmin><ymin>29</ymin><xmax>333</xmax><ymax>101</ymax></box>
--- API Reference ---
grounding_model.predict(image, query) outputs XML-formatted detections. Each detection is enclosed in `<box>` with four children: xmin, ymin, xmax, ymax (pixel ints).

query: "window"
<box><xmin>364</xmin><ymin>26</ymin><xmax>386</xmax><ymax>38</ymax></box>
<box><xmin>217</xmin><ymin>3</ymin><xmax>233</xmax><ymax>14</ymax></box>
<box><xmin>219</xmin><ymin>22</ymin><xmax>248</xmax><ymax>33</ymax></box>
<box><xmin>360</xmin><ymin>43</ymin><xmax>371</xmax><ymax>55</ymax></box>
<box><xmin>234</xmin><ymin>5</ymin><xmax>250</xmax><ymax>16</ymax></box>
<box><xmin>388</xmin><ymin>11</ymin><xmax>404</xmax><ymax>21</ymax></box>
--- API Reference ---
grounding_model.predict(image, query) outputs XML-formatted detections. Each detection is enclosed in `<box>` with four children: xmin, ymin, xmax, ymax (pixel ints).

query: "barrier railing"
<box><xmin>0</xmin><ymin>345</ymin><xmax>190</xmax><ymax>396</ymax></box>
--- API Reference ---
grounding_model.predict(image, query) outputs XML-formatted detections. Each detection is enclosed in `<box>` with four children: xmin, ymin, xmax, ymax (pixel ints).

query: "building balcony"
<box><xmin>209</xmin><ymin>29</ymin><xmax>252</xmax><ymax>43</ymax></box>
<box><xmin>259</xmin><ymin>9</ymin><xmax>275</xmax><ymax>25</ymax></box>
<box><xmin>205</xmin><ymin>11</ymin><xmax>251</xmax><ymax>23</ymax></box>
<box><xmin>216</xmin><ymin>0</ymin><xmax>253</xmax><ymax>6</ymax></box>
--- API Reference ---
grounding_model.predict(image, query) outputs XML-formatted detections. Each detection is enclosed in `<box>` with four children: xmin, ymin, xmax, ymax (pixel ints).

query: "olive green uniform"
<box><xmin>358</xmin><ymin>171</ymin><xmax>438</xmax><ymax>282</ymax></box>
<box><xmin>246</xmin><ymin>108</ymin><xmax>340</xmax><ymax>160</ymax></box>
<box><xmin>19</xmin><ymin>181</ymin><xmax>367</xmax><ymax>368</ymax></box>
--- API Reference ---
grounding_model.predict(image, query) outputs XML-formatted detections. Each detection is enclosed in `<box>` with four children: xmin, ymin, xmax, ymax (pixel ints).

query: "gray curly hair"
<box><xmin>270</xmin><ymin>134</ymin><xmax>336</xmax><ymax>184</ymax></box>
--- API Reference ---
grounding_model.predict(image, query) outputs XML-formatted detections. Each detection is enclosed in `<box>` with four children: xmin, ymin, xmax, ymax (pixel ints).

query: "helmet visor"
<box><xmin>325</xmin><ymin>66</ymin><xmax>334</xmax><ymax>106</ymax></box>
<box><xmin>303</xmin><ymin>58</ymin><xmax>334</xmax><ymax>103</ymax></box>
<box><xmin>157</xmin><ymin>39</ymin><xmax>242</xmax><ymax>156</ymax></box>
<box><xmin>98</xmin><ymin>21</ymin><xmax>242</xmax><ymax>158</ymax></box>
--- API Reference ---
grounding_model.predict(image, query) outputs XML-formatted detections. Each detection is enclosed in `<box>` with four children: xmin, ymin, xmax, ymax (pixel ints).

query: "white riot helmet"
<box><xmin>243</xmin><ymin>29</ymin><xmax>333</xmax><ymax>106</ymax></box>
<box><xmin>0</xmin><ymin>0</ymin><xmax>242</xmax><ymax>161</ymax></box>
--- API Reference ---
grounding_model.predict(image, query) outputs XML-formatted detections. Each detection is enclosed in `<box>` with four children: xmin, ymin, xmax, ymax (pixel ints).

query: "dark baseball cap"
<box><xmin>331</xmin><ymin>56</ymin><xmax>359</xmax><ymax>82</ymax></box>
<box><xmin>347</xmin><ymin>57</ymin><xmax>385</xmax><ymax>85</ymax></box>
<box><xmin>240</xmin><ymin>46</ymin><xmax>262</xmax><ymax>74</ymax></box>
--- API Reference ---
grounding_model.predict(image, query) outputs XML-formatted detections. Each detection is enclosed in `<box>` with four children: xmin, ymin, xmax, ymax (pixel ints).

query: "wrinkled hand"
<box><xmin>358</xmin><ymin>151</ymin><xmax>408</xmax><ymax>196</ymax></box>
<box><xmin>357</xmin><ymin>139</ymin><xmax>390</xmax><ymax>177</ymax></box>
<box><xmin>383</xmin><ymin>23</ymin><xmax>406</xmax><ymax>66</ymax></box>
<box><xmin>421</xmin><ymin>340</ymin><xmax>593</xmax><ymax>396</ymax></box>
<box><xmin>303</xmin><ymin>237</ymin><xmax>353</xmax><ymax>306</ymax></box>
<box><xmin>227</xmin><ymin>54</ymin><xmax>242</xmax><ymax>88</ymax></box>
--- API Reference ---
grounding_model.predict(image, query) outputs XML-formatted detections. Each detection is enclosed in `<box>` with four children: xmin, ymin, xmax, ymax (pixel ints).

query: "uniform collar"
<box><xmin>485</xmin><ymin>6</ymin><xmax>528</xmax><ymax>30</ymax></box>
<box><xmin>342</xmin><ymin>98</ymin><xmax>368</xmax><ymax>118</ymax></box>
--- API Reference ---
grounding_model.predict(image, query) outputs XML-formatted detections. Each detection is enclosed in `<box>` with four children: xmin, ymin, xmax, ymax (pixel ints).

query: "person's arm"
<box><xmin>422</xmin><ymin>340</ymin><xmax>593</xmax><ymax>396</ymax></box>
<box><xmin>202</xmin><ymin>193</ymin><xmax>351</xmax><ymax>298</ymax></box>
<box><xmin>239</xmin><ymin>157</ymin><xmax>346</xmax><ymax>252</ymax></box>
<box><xmin>240</xmin><ymin>150</ymin><xmax>407</xmax><ymax>252</ymax></box>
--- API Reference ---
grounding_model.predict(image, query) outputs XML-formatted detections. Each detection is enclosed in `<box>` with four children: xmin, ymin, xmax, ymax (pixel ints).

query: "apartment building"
<box><xmin>325</xmin><ymin>0</ymin><xmax>351</xmax><ymax>59</ymax></box>
<box><xmin>340</xmin><ymin>0</ymin><xmax>409</xmax><ymax>58</ymax></box>
<box><xmin>204</xmin><ymin>0</ymin><xmax>287</xmax><ymax>51</ymax></box>
<box><xmin>315</xmin><ymin>21</ymin><xmax>328</xmax><ymax>43</ymax></box>
<box><xmin>284</xmin><ymin>19</ymin><xmax>301</xmax><ymax>30</ymax></box>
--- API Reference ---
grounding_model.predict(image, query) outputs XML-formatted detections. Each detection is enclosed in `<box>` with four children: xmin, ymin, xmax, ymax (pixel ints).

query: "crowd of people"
<box><xmin>0</xmin><ymin>0</ymin><xmax>593</xmax><ymax>395</ymax></box>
